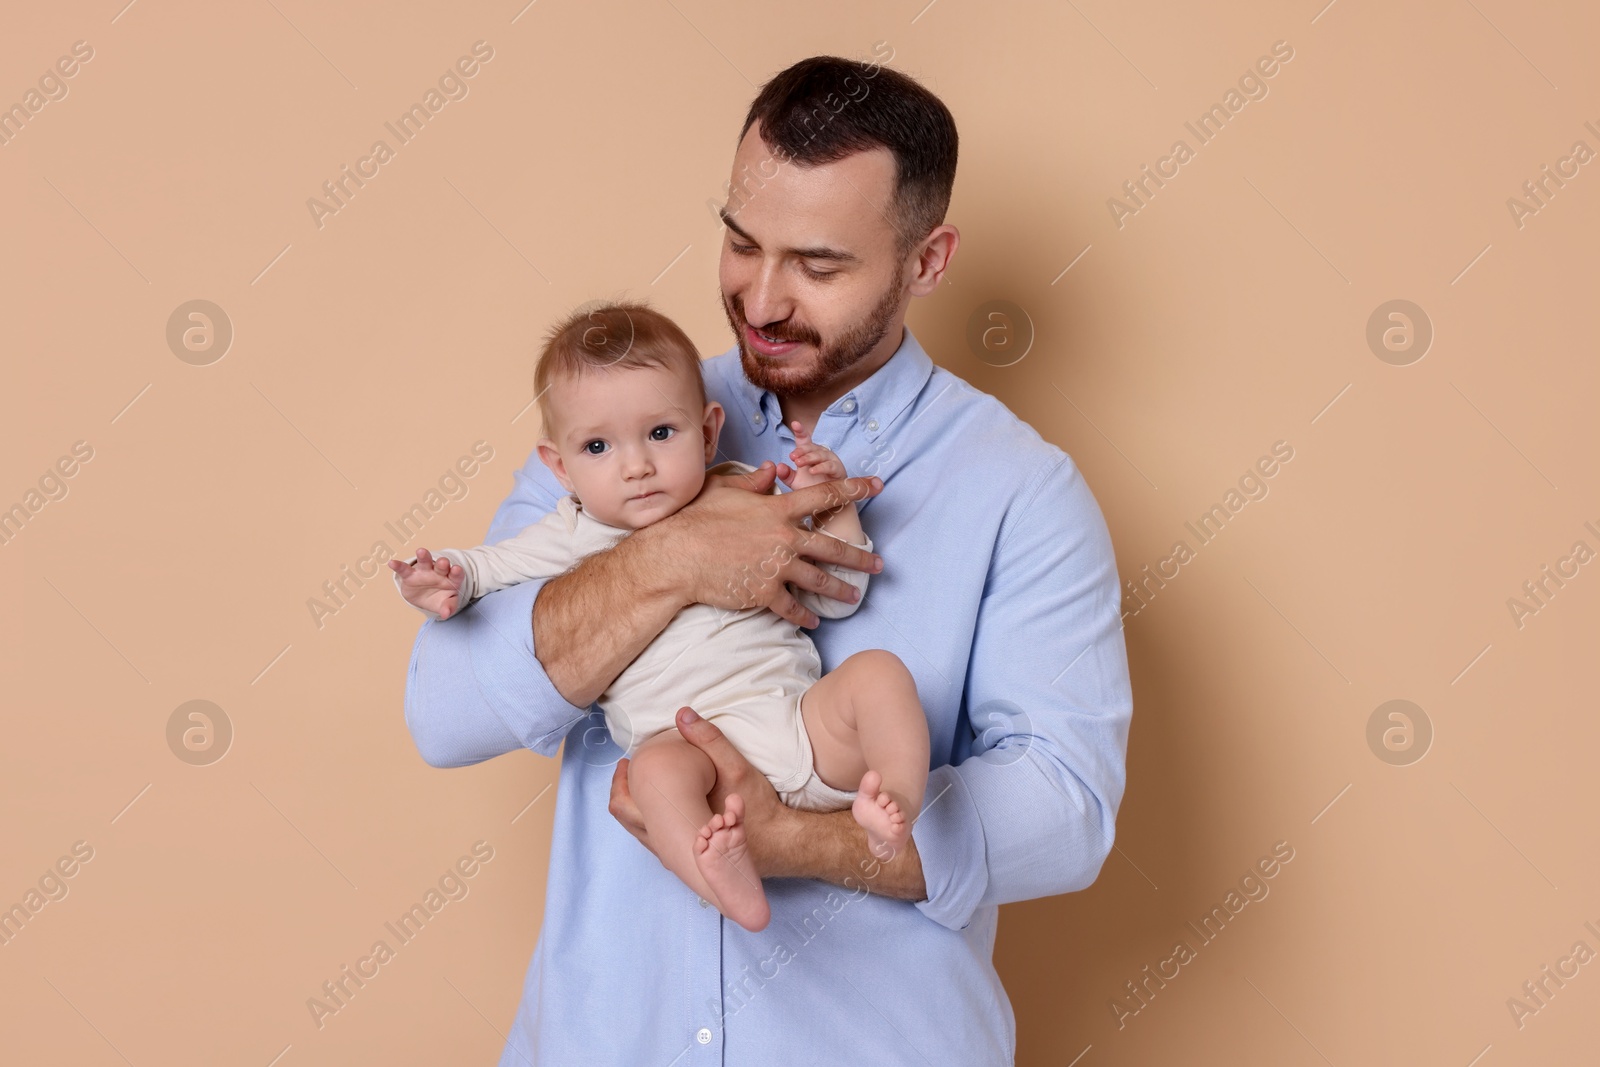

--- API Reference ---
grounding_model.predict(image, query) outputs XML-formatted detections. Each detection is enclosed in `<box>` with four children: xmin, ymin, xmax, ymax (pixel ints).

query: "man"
<box><xmin>404</xmin><ymin>55</ymin><xmax>1133</xmax><ymax>1065</ymax></box>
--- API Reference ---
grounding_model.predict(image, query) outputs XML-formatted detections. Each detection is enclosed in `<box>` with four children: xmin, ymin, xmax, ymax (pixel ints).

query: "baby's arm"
<box><xmin>779</xmin><ymin>420</ymin><xmax>865</xmax><ymax>545</ymax></box>
<box><xmin>389</xmin><ymin>548</ymin><xmax>469</xmax><ymax>621</ymax></box>
<box><xmin>779</xmin><ymin>421</ymin><xmax>872</xmax><ymax>621</ymax></box>
<box><xmin>389</xmin><ymin>508</ymin><xmax>582</xmax><ymax>622</ymax></box>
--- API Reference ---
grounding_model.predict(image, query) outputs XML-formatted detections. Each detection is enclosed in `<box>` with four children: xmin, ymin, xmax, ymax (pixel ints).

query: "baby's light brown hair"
<box><xmin>534</xmin><ymin>299</ymin><xmax>708</xmax><ymax>443</ymax></box>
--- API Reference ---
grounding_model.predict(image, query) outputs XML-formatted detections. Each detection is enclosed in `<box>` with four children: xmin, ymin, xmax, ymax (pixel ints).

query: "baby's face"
<box><xmin>538</xmin><ymin>363</ymin><xmax>722</xmax><ymax>531</ymax></box>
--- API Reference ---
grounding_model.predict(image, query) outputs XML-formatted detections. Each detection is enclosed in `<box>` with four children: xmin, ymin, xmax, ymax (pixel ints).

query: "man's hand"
<box><xmin>532</xmin><ymin>461</ymin><xmax>882</xmax><ymax>724</ymax></box>
<box><xmin>666</xmin><ymin>461</ymin><xmax>885</xmax><ymax>629</ymax></box>
<box><xmin>609</xmin><ymin>706</ymin><xmax>795</xmax><ymax>874</ymax></box>
<box><xmin>608</xmin><ymin>707</ymin><xmax>926</xmax><ymax>903</ymax></box>
<box><xmin>389</xmin><ymin>547</ymin><xmax>465</xmax><ymax>620</ymax></box>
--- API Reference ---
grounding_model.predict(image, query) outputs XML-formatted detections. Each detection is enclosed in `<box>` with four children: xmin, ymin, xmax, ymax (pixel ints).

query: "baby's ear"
<box><xmin>536</xmin><ymin>438</ymin><xmax>576</xmax><ymax>494</ymax></box>
<box><xmin>701</xmin><ymin>400</ymin><xmax>725</xmax><ymax>463</ymax></box>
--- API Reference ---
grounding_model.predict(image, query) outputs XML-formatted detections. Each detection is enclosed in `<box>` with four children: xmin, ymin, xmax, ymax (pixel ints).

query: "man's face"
<box><xmin>717</xmin><ymin>121</ymin><xmax>910</xmax><ymax>397</ymax></box>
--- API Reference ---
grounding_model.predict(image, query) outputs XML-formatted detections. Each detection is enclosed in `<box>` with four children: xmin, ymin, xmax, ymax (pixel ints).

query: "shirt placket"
<box><xmin>687</xmin><ymin>895</ymin><xmax>726</xmax><ymax>1061</ymax></box>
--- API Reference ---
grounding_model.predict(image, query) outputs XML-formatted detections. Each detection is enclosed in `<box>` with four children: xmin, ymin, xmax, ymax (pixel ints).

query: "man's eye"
<box><xmin>650</xmin><ymin>425</ymin><xmax>676</xmax><ymax>441</ymax></box>
<box><xmin>801</xmin><ymin>264</ymin><xmax>836</xmax><ymax>280</ymax></box>
<box><xmin>730</xmin><ymin>242</ymin><xmax>755</xmax><ymax>255</ymax></box>
<box><xmin>583</xmin><ymin>440</ymin><xmax>607</xmax><ymax>455</ymax></box>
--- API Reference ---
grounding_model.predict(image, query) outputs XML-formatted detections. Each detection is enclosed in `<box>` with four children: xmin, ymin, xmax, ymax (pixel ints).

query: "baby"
<box><xmin>389</xmin><ymin>300</ymin><xmax>929</xmax><ymax>932</ymax></box>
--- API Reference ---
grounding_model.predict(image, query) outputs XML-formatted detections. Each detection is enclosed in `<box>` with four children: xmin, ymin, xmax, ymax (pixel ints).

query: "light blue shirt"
<box><xmin>403</xmin><ymin>326</ymin><xmax>1133</xmax><ymax>1065</ymax></box>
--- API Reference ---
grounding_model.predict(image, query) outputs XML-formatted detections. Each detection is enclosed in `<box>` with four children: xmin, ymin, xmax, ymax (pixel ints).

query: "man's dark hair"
<box><xmin>738</xmin><ymin>55</ymin><xmax>958</xmax><ymax>257</ymax></box>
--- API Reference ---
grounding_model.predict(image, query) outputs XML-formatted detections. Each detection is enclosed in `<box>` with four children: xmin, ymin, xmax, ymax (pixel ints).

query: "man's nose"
<box><xmin>741</xmin><ymin>261</ymin><xmax>794</xmax><ymax>328</ymax></box>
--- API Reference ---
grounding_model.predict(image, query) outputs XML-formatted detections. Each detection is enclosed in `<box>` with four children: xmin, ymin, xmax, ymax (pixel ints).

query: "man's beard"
<box><xmin>722</xmin><ymin>276</ymin><xmax>903</xmax><ymax>397</ymax></box>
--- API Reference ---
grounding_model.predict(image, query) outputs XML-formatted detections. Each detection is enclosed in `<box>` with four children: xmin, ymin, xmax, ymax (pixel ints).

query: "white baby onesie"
<box><xmin>393</xmin><ymin>460</ymin><xmax>873</xmax><ymax>796</ymax></box>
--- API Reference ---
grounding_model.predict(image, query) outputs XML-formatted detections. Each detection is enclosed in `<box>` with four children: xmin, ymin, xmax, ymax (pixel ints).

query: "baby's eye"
<box><xmin>582</xmin><ymin>440</ymin><xmax>608</xmax><ymax>456</ymax></box>
<box><xmin>650</xmin><ymin>425</ymin><xmax>676</xmax><ymax>442</ymax></box>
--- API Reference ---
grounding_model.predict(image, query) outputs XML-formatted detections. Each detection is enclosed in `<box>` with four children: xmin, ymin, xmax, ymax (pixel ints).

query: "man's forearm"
<box><xmin>534</xmin><ymin>523</ymin><xmax>686</xmax><ymax>708</ymax></box>
<box><xmin>765</xmin><ymin>807</ymin><xmax>927</xmax><ymax>901</ymax></box>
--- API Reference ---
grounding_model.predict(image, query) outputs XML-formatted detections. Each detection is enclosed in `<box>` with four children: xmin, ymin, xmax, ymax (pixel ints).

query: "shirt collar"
<box><xmin>730</xmin><ymin>324</ymin><xmax>935</xmax><ymax>444</ymax></box>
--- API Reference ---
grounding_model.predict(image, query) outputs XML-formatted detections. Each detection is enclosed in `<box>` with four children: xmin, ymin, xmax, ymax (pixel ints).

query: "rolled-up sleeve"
<box><xmin>402</xmin><ymin>450</ymin><xmax>592</xmax><ymax>768</ymax></box>
<box><xmin>913</xmin><ymin>454</ymin><xmax>1133</xmax><ymax>931</ymax></box>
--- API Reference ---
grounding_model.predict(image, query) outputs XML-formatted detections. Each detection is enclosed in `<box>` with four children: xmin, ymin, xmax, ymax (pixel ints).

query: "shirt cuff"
<box><xmin>406</xmin><ymin>575</ymin><xmax>591</xmax><ymax>762</ymax></box>
<box><xmin>911</xmin><ymin>762</ymin><xmax>990</xmax><ymax>932</ymax></box>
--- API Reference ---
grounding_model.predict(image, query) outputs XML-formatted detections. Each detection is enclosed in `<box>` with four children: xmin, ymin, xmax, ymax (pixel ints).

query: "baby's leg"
<box><xmin>628</xmin><ymin>731</ymin><xmax>770</xmax><ymax>932</ymax></box>
<box><xmin>801</xmin><ymin>649</ymin><xmax>930</xmax><ymax>859</ymax></box>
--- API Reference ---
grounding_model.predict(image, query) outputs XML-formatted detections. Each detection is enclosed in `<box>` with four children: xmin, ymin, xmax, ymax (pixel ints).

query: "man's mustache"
<box><xmin>734</xmin><ymin>304</ymin><xmax>818</xmax><ymax>346</ymax></box>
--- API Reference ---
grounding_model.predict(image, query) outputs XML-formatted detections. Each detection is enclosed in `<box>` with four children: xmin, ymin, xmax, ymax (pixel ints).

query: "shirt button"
<box><xmin>840</xmin><ymin>397</ymin><xmax>857</xmax><ymax>413</ymax></box>
<box><xmin>866</xmin><ymin>418</ymin><xmax>879</xmax><ymax>432</ymax></box>
<box><xmin>696</xmin><ymin>1027</ymin><xmax>712</xmax><ymax>1045</ymax></box>
<box><xmin>698</xmin><ymin>896</ymin><xmax>709</xmax><ymax>907</ymax></box>
<box><xmin>752</xmin><ymin>412</ymin><xmax>764</xmax><ymax>427</ymax></box>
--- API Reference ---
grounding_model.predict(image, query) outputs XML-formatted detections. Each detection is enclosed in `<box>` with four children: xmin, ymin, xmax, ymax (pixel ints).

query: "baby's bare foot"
<box><xmin>692</xmin><ymin>794</ymin><xmax>771</xmax><ymax>932</ymax></box>
<box><xmin>852</xmin><ymin>769</ymin><xmax>909</xmax><ymax>860</ymax></box>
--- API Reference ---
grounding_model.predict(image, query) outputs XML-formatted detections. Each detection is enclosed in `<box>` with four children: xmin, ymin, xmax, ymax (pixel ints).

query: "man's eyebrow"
<box><xmin>719</xmin><ymin>207</ymin><xmax>860</xmax><ymax>264</ymax></box>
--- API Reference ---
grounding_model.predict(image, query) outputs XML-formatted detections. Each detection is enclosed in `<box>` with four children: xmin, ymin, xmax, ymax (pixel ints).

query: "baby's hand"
<box><xmin>780</xmin><ymin>420</ymin><xmax>847</xmax><ymax>489</ymax></box>
<box><xmin>388</xmin><ymin>547</ymin><xmax>465</xmax><ymax>620</ymax></box>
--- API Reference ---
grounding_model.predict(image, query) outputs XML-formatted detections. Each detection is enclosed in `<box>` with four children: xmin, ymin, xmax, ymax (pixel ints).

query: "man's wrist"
<box><xmin>531</xmin><ymin>519</ymin><xmax>691</xmax><ymax>708</ymax></box>
<box><xmin>620</xmin><ymin>514</ymin><xmax>692</xmax><ymax>610</ymax></box>
<box><xmin>755</xmin><ymin>801</ymin><xmax>810</xmax><ymax>879</ymax></box>
<box><xmin>759</xmin><ymin>805</ymin><xmax>928</xmax><ymax>902</ymax></box>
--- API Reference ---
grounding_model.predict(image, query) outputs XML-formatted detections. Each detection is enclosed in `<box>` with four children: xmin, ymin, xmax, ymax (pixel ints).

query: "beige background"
<box><xmin>3</xmin><ymin>0</ymin><xmax>1597</xmax><ymax>1063</ymax></box>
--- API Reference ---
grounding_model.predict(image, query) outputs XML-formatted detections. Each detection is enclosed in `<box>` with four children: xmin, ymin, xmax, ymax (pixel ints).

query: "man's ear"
<box><xmin>907</xmin><ymin>223</ymin><xmax>959</xmax><ymax>297</ymax></box>
<box><xmin>536</xmin><ymin>438</ymin><xmax>576</xmax><ymax>494</ymax></box>
<box><xmin>701</xmin><ymin>401</ymin><xmax>726</xmax><ymax>464</ymax></box>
